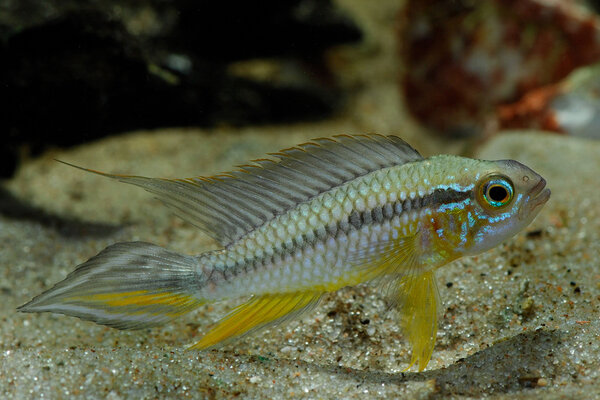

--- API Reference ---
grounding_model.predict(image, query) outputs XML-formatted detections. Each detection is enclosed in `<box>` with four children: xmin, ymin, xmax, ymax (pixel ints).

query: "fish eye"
<box><xmin>479</xmin><ymin>176</ymin><xmax>514</xmax><ymax>209</ymax></box>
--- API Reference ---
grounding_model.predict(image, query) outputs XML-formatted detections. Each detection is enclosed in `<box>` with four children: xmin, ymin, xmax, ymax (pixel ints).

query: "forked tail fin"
<box><xmin>18</xmin><ymin>242</ymin><xmax>205</xmax><ymax>330</ymax></box>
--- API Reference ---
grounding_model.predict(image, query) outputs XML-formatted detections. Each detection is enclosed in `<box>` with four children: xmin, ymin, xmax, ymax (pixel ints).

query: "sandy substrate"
<box><xmin>1</xmin><ymin>129</ymin><xmax>599</xmax><ymax>399</ymax></box>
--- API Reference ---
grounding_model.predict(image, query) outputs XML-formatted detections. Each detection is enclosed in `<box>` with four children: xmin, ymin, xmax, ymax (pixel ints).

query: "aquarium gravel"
<box><xmin>1</xmin><ymin>129</ymin><xmax>599</xmax><ymax>399</ymax></box>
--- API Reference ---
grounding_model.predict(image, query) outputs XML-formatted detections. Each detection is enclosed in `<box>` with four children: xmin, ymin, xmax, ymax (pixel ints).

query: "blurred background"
<box><xmin>3</xmin><ymin>0</ymin><xmax>600</xmax><ymax>179</ymax></box>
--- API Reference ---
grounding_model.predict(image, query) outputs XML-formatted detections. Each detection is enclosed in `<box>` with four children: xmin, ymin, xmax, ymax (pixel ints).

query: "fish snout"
<box><xmin>519</xmin><ymin>175</ymin><xmax>550</xmax><ymax>220</ymax></box>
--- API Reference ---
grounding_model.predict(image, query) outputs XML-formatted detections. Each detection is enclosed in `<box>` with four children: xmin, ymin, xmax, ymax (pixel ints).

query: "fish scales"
<box><xmin>18</xmin><ymin>135</ymin><xmax>550</xmax><ymax>371</ymax></box>
<box><xmin>200</xmin><ymin>159</ymin><xmax>479</xmax><ymax>299</ymax></box>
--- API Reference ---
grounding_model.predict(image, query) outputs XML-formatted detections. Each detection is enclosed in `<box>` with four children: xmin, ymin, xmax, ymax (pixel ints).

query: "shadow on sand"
<box><xmin>231</xmin><ymin>328</ymin><xmax>564</xmax><ymax>397</ymax></box>
<box><xmin>312</xmin><ymin>328</ymin><xmax>563</xmax><ymax>396</ymax></box>
<box><xmin>0</xmin><ymin>186</ymin><xmax>123</xmax><ymax>238</ymax></box>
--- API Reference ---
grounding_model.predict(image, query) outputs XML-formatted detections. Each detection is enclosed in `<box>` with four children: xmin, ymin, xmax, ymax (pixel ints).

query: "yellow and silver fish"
<box><xmin>18</xmin><ymin>134</ymin><xmax>550</xmax><ymax>371</ymax></box>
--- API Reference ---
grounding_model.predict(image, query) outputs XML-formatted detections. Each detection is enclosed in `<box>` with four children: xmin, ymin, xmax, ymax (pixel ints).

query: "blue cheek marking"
<box><xmin>436</xmin><ymin>197</ymin><xmax>471</xmax><ymax>213</ymax></box>
<box><xmin>436</xmin><ymin>183</ymin><xmax>474</xmax><ymax>192</ymax></box>
<box><xmin>467</xmin><ymin>210</ymin><xmax>476</xmax><ymax>228</ymax></box>
<box><xmin>459</xmin><ymin>221</ymin><xmax>468</xmax><ymax>246</ymax></box>
<box><xmin>487</xmin><ymin>211</ymin><xmax>512</xmax><ymax>224</ymax></box>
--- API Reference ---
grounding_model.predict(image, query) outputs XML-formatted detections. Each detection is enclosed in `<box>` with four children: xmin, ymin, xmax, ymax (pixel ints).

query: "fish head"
<box><xmin>463</xmin><ymin>159</ymin><xmax>551</xmax><ymax>256</ymax></box>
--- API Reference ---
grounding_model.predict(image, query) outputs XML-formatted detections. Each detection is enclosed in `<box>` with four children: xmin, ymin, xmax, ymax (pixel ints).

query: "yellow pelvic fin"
<box><xmin>393</xmin><ymin>271</ymin><xmax>440</xmax><ymax>372</ymax></box>
<box><xmin>189</xmin><ymin>291</ymin><xmax>322</xmax><ymax>350</ymax></box>
<box><xmin>346</xmin><ymin>228</ymin><xmax>440</xmax><ymax>371</ymax></box>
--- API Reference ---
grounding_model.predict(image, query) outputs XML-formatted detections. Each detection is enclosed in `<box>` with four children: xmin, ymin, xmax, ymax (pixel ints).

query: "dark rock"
<box><xmin>0</xmin><ymin>0</ymin><xmax>362</xmax><ymax>177</ymax></box>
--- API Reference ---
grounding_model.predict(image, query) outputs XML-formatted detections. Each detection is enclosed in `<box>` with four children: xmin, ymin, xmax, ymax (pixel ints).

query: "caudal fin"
<box><xmin>18</xmin><ymin>242</ymin><xmax>205</xmax><ymax>330</ymax></box>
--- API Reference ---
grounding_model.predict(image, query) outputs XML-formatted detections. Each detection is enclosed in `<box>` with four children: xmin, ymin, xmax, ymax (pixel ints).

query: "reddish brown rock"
<box><xmin>399</xmin><ymin>0</ymin><xmax>600</xmax><ymax>137</ymax></box>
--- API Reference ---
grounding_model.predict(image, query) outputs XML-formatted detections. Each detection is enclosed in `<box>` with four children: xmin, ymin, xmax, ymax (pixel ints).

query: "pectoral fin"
<box><xmin>346</xmin><ymin>231</ymin><xmax>419</xmax><ymax>284</ymax></box>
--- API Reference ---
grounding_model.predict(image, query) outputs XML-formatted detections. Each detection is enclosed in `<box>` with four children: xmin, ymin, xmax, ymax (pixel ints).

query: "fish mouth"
<box><xmin>521</xmin><ymin>177</ymin><xmax>551</xmax><ymax>219</ymax></box>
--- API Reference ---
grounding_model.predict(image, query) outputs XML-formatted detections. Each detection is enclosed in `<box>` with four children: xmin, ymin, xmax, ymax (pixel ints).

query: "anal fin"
<box><xmin>189</xmin><ymin>291</ymin><xmax>323</xmax><ymax>350</ymax></box>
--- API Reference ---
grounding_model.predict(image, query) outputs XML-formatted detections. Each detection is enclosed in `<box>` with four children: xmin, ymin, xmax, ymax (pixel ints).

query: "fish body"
<box><xmin>18</xmin><ymin>135</ymin><xmax>550</xmax><ymax>371</ymax></box>
<box><xmin>198</xmin><ymin>155</ymin><xmax>518</xmax><ymax>297</ymax></box>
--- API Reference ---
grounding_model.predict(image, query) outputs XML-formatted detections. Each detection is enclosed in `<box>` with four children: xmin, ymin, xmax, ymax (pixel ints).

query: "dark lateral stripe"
<box><xmin>341</xmin><ymin>187</ymin><xmax>471</xmax><ymax>233</ymax></box>
<box><xmin>426</xmin><ymin>187</ymin><xmax>471</xmax><ymax>207</ymax></box>
<box><xmin>216</xmin><ymin>187</ymin><xmax>471</xmax><ymax>280</ymax></box>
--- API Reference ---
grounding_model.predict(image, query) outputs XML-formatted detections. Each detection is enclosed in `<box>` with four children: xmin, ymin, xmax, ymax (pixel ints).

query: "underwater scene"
<box><xmin>1</xmin><ymin>0</ymin><xmax>599</xmax><ymax>398</ymax></box>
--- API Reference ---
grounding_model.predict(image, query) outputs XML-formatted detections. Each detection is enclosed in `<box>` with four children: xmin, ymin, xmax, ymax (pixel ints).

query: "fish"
<box><xmin>18</xmin><ymin>134</ymin><xmax>551</xmax><ymax>371</ymax></box>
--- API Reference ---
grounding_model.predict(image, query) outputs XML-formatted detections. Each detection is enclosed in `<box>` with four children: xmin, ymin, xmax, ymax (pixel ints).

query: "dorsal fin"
<box><xmin>63</xmin><ymin>134</ymin><xmax>422</xmax><ymax>247</ymax></box>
